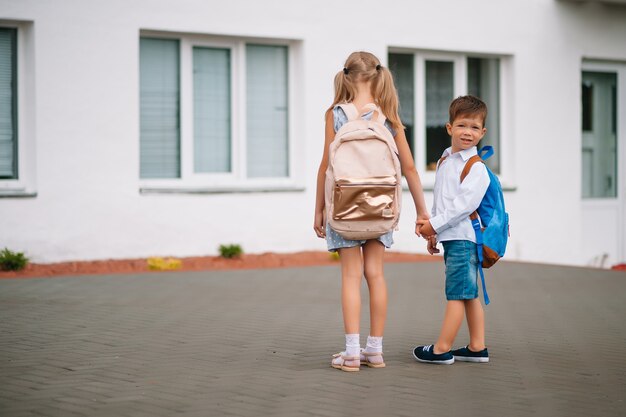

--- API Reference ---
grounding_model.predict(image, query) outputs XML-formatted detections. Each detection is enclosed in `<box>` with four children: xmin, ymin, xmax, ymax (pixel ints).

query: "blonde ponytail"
<box><xmin>331</xmin><ymin>70</ymin><xmax>356</xmax><ymax>108</ymax></box>
<box><xmin>327</xmin><ymin>51</ymin><xmax>404</xmax><ymax>133</ymax></box>
<box><xmin>372</xmin><ymin>66</ymin><xmax>403</xmax><ymax>132</ymax></box>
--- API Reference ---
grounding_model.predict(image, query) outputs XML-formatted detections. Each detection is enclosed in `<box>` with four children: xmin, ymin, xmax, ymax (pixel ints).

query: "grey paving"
<box><xmin>0</xmin><ymin>261</ymin><xmax>625</xmax><ymax>417</ymax></box>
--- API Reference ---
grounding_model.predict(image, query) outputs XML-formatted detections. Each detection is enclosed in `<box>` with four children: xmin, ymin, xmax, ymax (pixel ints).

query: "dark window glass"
<box><xmin>388</xmin><ymin>53</ymin><xmax>414</xmax><ymax>152</ymax></box>
<box><xmin>0</xmin><ymin>28</ymin><xmax>18</xmax><ymax>179</ymax></box>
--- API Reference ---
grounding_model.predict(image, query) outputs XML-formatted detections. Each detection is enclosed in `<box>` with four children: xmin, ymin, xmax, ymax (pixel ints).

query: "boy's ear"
<box><xmin>445</xmin><ymin>123</ymin><xmax>453</xmax><ymax>136</ymax></box>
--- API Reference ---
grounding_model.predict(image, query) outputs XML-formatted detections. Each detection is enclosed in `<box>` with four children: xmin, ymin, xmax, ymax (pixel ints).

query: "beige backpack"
<box><xmin>325</xmin><ymin>103</ymin><xmax>402</xmax><ymax>240</ymax></box>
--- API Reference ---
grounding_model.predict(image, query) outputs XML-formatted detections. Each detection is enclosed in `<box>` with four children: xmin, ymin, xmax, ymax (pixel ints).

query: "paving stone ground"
<box><xmin>0</xmin><ymin>261</ymin><xmax>625</xmax><ymax>417</ymax></box>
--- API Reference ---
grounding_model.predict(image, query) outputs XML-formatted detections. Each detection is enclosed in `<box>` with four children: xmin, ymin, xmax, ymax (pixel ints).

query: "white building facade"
<box><xmin>1</xmin><ymin>0</ymin><xmax>625</xmax><ymax>267</ymax></box>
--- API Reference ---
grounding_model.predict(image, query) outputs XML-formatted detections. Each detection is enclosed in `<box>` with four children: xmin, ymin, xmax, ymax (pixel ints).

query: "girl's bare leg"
<box><xmin>362</xmin><ymin>240</ymin><xmax>387</xmax><ymax>337</ymax></box>
<box><xmin>338</xmin><ymin>246</ymin><xmax>363</xmax><ymax>334</ymax></box>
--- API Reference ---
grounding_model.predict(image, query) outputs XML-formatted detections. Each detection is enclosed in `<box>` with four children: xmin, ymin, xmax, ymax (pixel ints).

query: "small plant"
<box><xmin>219</xmin><ymin>244</ymin><xmax>243</xmax><ymax>259</ymax></box>
<box><xmin>147</xmin><ymin>257</ymin><xmax>182</xmax><ymax>271</ymax></box>
<box><xmin>0</xmin><ymin>248</ymin><xmax>29</xmax><ymax>271</ymax></box>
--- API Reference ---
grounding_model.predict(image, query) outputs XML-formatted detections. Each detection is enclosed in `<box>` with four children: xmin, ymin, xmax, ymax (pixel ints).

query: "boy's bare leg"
<box><xmin>362</xmin><ymin>240</ymin><xmax>387</xmax><ymax>337</ymax></box>
<box><xmin>339</xmin><ymin>246</ymin><xmax>364</xmax><ymax>334</ymax></box>
<box><xmin>465</xmin><ymin>298</ymin><xmax>486</xmax><ymax>351</ymax></box>
<box><xmin>434</xmin><ymin>300</ymin><xmax>465</xmax><ymax>353</ymax></box>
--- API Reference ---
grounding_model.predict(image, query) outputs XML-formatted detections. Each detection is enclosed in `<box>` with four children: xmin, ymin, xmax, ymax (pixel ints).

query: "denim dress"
<box><xmin>325</xmin><ymin>105</ymin><xmax>396</xmax><ymax>252</ymax></box>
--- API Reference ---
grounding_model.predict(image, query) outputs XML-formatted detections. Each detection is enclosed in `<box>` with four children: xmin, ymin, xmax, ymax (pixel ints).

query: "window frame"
<box><xmin>388</xmin><ymin>48</ymin><xmax>514</xmax><ymax>190</ymax></box>
<box><xmin>0</xmin><ymin>21</ymin><xmax>36</xmax><ymax>197</ymax></box>
<box><xmin>581</xmin><ymin>60</ymin><xmax>624</xmax><ymax>201</ymax></box>
<box><xmin>139</xmin><ymin>31</ymin><xmax>302</xmax><ymax>194</ymax></box>
<box><xmin>182</xmin><ymin>37</ymin><xmax>238</xmax><ymax>184</ymax></box>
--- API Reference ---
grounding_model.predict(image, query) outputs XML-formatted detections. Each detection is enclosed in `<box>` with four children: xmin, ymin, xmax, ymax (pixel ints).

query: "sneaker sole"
<box><xmin>453</xmin><ymin>356</ymin><xmax>489</xmax><ymax>363</ymax></box>
<box><xmin>412</xmin><ymin>351</ymin><xmax>455</xmax><ymax>365</ymax></box>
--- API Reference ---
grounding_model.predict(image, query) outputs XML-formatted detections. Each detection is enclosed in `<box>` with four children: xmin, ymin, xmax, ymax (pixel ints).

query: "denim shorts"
<box><xmin>442</xmin><ymin>240</ymin><xmax>479</xmax><ymax>300</ymax></box>
<box><xmin>325</xmin><ymin>224</ymin><xmax>393</xmax><ymax>252</ymax></box>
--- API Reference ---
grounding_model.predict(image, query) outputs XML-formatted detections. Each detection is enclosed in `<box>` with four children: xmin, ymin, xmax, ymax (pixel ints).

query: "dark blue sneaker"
<box><xmin>412</xmin><ymin>344</ymin><xmax>454</xmax><ymax>365</ymax></box>
<box><xmin>451</xmin><ymin>345</ymin><xmax>489</xmax><ymax>363</ymax></box>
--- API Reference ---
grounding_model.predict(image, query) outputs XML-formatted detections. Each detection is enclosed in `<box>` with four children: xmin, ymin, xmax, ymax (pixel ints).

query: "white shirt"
<box><xmin>429</xmin><ymin>146</ymin><xmax>490</xmax><ymax>243</ymax></box>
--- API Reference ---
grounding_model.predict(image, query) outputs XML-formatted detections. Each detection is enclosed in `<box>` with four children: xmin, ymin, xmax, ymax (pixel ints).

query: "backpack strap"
<box><xmin>359</xmin><ymin>103</ymin><xmax>386</xmax><ymax>124</ymax></box>
<box><xmin>478</xmin><ymin>145</ymin><xmax>494</xmax><ymax>161</ymax></box>
<box><xmin>337</xmin><ymin>102</ymin><xmax>387</xmax><ymax>124</ymax></box>
<box><xmin>471</xmin><ymin>216</ymin><xmax>490</xmax><ymax>305</ymax></box>
<box><xmin>460</xmin><ymin>155</ymin><xmax>483</xmax><ymax>182</ymax></box>
<box><xmin>460</xmin><ymin>155</ymin><xmax>485</xmax><ymax>221</ymax></box>
<box><xmin>436</xmin><ymin>155</ymin><xmax>448</xmax><ymax>170</ymax></box>
<box><xmin>336</xmin><ymin>103</ymin><xmax>359</xmax><ymax>121</ymax></box>
<box><xmin>462</xmin><ymin>153</ymin><xmax>490</xmax><ymax>305</ymax></box>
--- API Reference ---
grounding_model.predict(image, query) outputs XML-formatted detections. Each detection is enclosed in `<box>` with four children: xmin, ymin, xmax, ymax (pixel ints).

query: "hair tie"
<box><xmin>343</xmin><ymin>67</ymin><xmax>349</xmax><ymax>75</ymax></box>
<box><xmin>376</xmin><ymin>64</ymin><xmax>382</xmax><ymax>71</ymax></box>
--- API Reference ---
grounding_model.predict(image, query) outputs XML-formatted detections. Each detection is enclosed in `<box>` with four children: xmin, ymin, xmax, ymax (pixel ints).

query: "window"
<box><xmin>389</xmin><ymin>53</ymin><xmax>414</xmax><ymax>153</ymax></box>
<box><xmin>424</xmin><ymin>60</ymin><xmax>454</xmax><ymax>171</ymax></box>
<box><xmin>140</xmin><ymin>34</ymin><xmax>295</xmax><ymax>191</ymax></box>
<box><xmin>246</xmin><ymin>44</ymin><xmax>289</xmax><ymax>178</ymax></box>
<box><xmin>193</xmin><ymin>46</ymin><xmax>231</xmax><ymax>174</ymax></box>
<box><xmin>582</xmin><ymin>71</ymin><xmax>617</xmax><ymax>199</ymax></box>
<box><xmin>0</xmin><ymin>22</ymin><xmax>35</xmax><ymax>196</ymax></box>
<box><xmin>0</xmin><ymin>28</ymin><xmax>17</xmax><ymax>180</ymax></box>
<box><xmin>468</xmin><ymin>57</ymin><xmax>500</xmax><ymax>173</ymax></box>
<box><xmin>140</xmin><ymin>38</ymin><xmax>180</xmax><ymax>179</ymax></box>
<box><xmin>389</xmin><ymin>51</ymin><xmax>503</xmax><ymax>178</ymax></box>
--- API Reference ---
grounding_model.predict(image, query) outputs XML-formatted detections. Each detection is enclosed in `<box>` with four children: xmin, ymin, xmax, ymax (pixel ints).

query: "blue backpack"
<box><xmin>459</xmin><ymin>146</ymin><xmax>509</xmax><ymax>305</ymax></box>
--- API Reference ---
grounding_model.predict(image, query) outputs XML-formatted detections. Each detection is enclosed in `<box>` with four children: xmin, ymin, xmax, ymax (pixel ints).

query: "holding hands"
<box><xmin>416</xmin><ymin>218</ymin><xmax>440</xmax><ymax>255</ymax></box>
<box><xmin>414</xmin><ymin>214</ymin><xmax>431</xmax><ymax>239</ymax></box>
<box><xmin>416</xmin><ymin>218</ymin><xmax>435</xmax><ymax>238</ymax></box>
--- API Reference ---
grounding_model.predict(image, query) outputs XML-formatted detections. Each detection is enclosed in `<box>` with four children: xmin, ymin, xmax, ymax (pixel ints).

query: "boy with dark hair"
<box><xmin>413</xmin><ymin>95</ymin><xmax>491</xmax><ymax>364</ymax></box>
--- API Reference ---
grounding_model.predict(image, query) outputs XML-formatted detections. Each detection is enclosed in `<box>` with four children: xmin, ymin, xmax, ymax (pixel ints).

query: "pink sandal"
<box><xmin>331</xmin><ymin>352</ymin><xmax>360</xmax><ymax>372</ymax></box>
<box><xmin>360</xmin><ymin>349</ymin><xmax>386</xmax><ymax>368</ymax></box>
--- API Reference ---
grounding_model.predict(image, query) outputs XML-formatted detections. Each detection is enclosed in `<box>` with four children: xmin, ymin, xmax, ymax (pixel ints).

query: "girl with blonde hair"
<box><xmin>314</xmin><ymin>51</ymin><xmax>430</xmax><ymax>371</ymax></box>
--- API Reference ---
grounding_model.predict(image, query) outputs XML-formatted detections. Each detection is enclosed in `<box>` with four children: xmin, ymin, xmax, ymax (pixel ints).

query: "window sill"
<box><xmin>0</xmin><ymin>190</ymin><xmax>37</xmax><ymax>198</ymax></box>
<box><xmin>140</xmin><ymin>185</ymin><xmax>306</xmax><ymax>195</ymax></box>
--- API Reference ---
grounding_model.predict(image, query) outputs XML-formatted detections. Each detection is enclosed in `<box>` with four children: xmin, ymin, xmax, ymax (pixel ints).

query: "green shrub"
<box><xmin>219</xmin><ymin>244</ymin><xmax>243</xmax><ymax>259</ymax></box>
<box><xmin>0</xmin><ymin>248</ymin><xmax>29</xmax><ymax>271</ymax></box>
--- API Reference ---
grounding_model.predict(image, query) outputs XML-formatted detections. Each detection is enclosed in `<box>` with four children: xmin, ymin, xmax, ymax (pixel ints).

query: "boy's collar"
<box><xmin>459</xmin><ymin>146</ymin><xmax>478</xmax><ymax>161</ymax></box>
<box><xmin>442</xmin><ymin>146</ymin><xmax>478</xmax><ymax>161</ymax></box>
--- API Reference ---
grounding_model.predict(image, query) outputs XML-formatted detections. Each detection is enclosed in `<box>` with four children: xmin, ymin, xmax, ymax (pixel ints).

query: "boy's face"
<box><xmin>446</xmin><ymin>114</ymin><xmax>486</xmax><ymax>153</ymax></box>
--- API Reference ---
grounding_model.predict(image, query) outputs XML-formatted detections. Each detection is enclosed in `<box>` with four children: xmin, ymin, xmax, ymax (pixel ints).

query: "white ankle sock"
<box><xmin>345</xmin><ymin>334</ymin><xmax>360</xmax><ymax>356</ymax></box>
<box><xmin>365</xmin><ymin>335</ymin><xmax>383</xmax><ymax>353</ymax></box>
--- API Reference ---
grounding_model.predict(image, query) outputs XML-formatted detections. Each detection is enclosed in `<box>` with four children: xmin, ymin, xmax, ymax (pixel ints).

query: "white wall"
<box><xmin>1</xmin><ymin>0</ymin><xmax>625</xmax><ymax>265</ymax></box>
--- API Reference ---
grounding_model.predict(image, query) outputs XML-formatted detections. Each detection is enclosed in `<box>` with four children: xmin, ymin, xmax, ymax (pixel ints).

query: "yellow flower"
<box><xmin>147</xmin><ymin>257</ymin><xmax>182</xmax><ymax>270</ymax></box>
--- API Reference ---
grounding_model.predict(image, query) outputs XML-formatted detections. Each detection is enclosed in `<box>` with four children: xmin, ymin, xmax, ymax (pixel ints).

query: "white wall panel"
<box><xmin>0</xmin><ymin>0</ymin><xmax>625</xmax><ymax>265</ymax></box>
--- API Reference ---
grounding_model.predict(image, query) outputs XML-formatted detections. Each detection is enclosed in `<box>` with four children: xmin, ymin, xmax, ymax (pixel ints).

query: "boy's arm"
<box><xmin>428</xmin><ymin>163</ymin><xmax>489</xmax><ymax>234</ymax></box>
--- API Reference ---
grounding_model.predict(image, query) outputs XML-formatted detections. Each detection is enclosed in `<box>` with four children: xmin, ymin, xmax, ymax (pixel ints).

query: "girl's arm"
<box><xmin>313</xmin><ymin>110</ymin><xmax>336</xmax><ymax>238</ymax></box>
<box><xmin>393</xmin><ymin>128</ymin><xmax>429</xmax><ymax>238</ymax></box>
